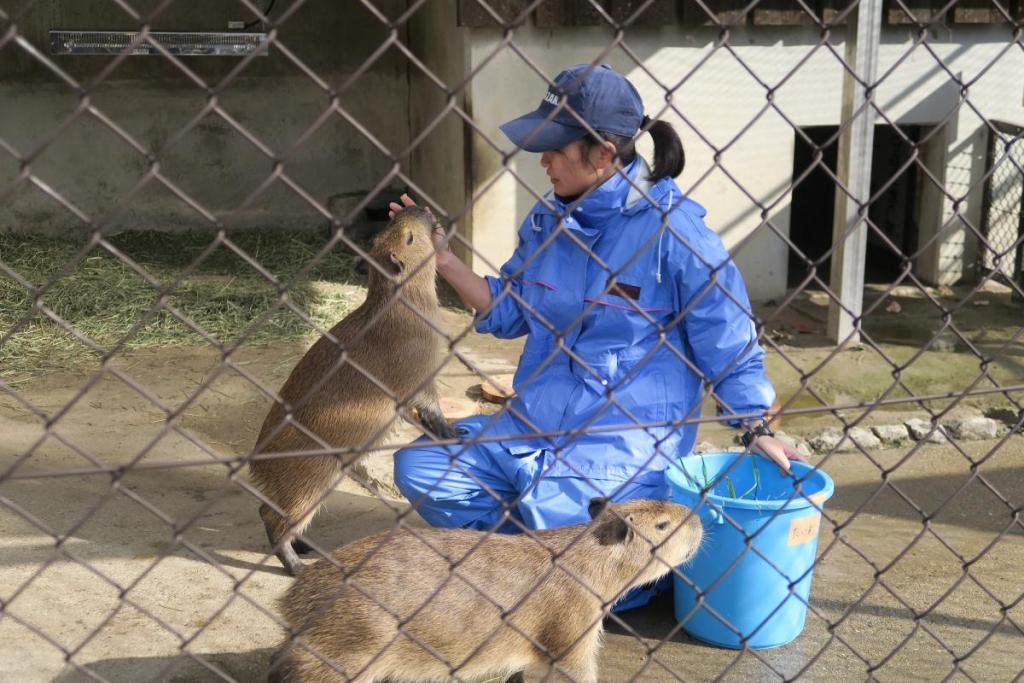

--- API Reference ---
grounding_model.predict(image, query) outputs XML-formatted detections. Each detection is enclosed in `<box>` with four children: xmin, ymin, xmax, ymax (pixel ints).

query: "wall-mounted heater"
<box><xmin>49</xmin><ymin>30</ymin><xmax>269</xmax><ymax>56</ymax></box>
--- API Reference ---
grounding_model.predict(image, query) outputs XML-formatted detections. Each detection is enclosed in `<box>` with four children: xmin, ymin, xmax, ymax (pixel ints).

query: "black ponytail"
<box><xmin>640</xmin><ymin>115</ymin><xmax>685</xmax><ymax>181</ymax></box>
<box><xmin>579</xmin><ymin>115</ymin><xmax>685</xmax><ymax>181</ymax></box>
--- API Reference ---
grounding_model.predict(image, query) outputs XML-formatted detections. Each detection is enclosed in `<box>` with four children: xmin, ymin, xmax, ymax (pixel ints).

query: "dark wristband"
<box><xmin>740</xmin><ymin>421</ymin><xmax>774</xmax><ymax>448</ymax></box>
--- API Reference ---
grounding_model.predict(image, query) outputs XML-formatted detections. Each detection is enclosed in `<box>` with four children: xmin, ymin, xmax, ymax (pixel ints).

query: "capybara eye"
<box><xmin>406</xmin><ymin>232</ymin><xmax>414</xmax><ymax>245</ymax></box>
<box><xmin>656</xmin><ymin>521</ymin><xmax>670</xmax><ymax>531</ymax></box>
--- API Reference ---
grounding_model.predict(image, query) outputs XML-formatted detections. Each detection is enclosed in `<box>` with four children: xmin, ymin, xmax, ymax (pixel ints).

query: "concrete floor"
<box><xmin>1</xmin><ymin>304</ymin><xmax>1023</xmax><ymax>682</ymax></box>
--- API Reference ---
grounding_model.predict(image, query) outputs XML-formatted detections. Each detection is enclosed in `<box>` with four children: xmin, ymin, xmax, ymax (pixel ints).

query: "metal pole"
<box><xmin>827</xmin><ymin>0</ymin><xmax>883</xmax><ymax>344</ymax></box>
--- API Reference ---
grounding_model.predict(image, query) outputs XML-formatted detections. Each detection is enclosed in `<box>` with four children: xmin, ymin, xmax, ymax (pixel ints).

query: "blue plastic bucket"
<box><xmin>665</xmin><ymin>452</ymin><xmax>834</xmax><ymax>649</ymax></box>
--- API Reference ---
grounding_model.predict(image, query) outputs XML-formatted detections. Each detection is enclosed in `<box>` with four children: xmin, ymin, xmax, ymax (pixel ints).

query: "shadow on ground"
<box><xmin>0</xmin><ymin>461</ymin><xmax>414</xmax><ymax>573</ymax></box>
<box><xmin>52</xmin><ymin>648</ymin><xmax>275</xmax><ymax>683</ymax></box>
<box><xmin>826</xmin><ymin>463</ymin><xmax>1024</xmax><ymax>534</ymax></box>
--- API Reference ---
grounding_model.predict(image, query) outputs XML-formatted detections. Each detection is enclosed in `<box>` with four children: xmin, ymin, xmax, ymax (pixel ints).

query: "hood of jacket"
<box><xmin>532</xmin><ymin>157</ymin><xmax>705</xmax><ymax>233</ymax></box>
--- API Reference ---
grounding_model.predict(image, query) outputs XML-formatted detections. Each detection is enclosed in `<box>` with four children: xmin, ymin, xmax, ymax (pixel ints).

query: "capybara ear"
<box><xmin>389</xmin><ymin>251</ymin><xmax>404</xmax><ymax>273</ymax></box>
<box><xmin>588</xmin><ymin>497</ymin><xmax>608</xmax><ymax>520</ymax></box>
<box><xmin>594</xmin><ymin>513</ymin><xmax>631</xmax><ymax>546</ymax></box>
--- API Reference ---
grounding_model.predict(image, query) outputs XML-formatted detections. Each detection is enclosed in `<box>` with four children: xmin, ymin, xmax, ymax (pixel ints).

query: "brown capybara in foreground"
<box><xmin>250</xmin><ymin>206</ymin><xmax>455</xmax><ymax>576</ymax></box>
<box><xmin>270</xmin><ymin>498</ymin><xmax>703</xmax><ymax>683</ymax></box>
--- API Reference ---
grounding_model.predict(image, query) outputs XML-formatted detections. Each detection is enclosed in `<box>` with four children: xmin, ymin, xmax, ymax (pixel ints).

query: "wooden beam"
<box><xmin>886</xmin><ymin>0</ymin><xmax>948</xmax><ymax>25</ymax></box>
<box><xmin>535</xmin><ymin>0</ymin><xmax>603</xmax><ymax>26</ymax></box>
<box><xmin>822</xmin><ymin>0</ymin><xmax>851</xmax><ymax>26</ymax></box>
<box><xmin>605</xmin><ymin>0</ymin><xmax>677</xmax><ymax>24</ymax></box>
<box><xmin>953</xmin><ymin>0</ymin><xmax>1012</xmax><ymax>24</ymax></box>
<box><xmin>752</xmin><ymin>0</ymin><xmax>817</xmax><ymax>25</ymax></box>
<box><xmin>681</xmin><ymin>0</ymin><xmax>750</xmax><ymax>26</ymax></box>
<box><xmin>457</xmin><ymin>0</ymin><xmax>530</xmax><ymax>27</ymax></box>
<box><xmin>535</xmin><ymin>0</ymin><xmax>676</xmax><ymax>26</ymax></box>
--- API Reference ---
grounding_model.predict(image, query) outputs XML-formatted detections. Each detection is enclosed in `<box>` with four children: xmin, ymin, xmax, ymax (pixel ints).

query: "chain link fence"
<box><xmin>2</xmin><ymin>0</ymin><xmax>1024</xmax><ymax>681</ymax></box>
<box><xmin>982</xmin><ymin>119</ymin><xmax>1024</xmax><ymax>287</ymax></box>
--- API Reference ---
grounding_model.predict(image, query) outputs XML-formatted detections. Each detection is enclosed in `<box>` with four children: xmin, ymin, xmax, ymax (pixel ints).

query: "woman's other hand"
<box><xmin>752</xmin><ymin>435</ymin><xmax>808</xmax><ymax>473</ymax></box>
<box><xmin>430</xmin><ymin>223</ymin><xmax>454</xmax><ymax>271</ymax></box>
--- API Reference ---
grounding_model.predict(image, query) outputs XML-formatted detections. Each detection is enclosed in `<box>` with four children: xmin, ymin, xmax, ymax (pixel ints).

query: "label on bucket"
<box><xmin>787</xmin><ymin>512</ymin><xmax>821</xmax><ymax>546</ymax></box>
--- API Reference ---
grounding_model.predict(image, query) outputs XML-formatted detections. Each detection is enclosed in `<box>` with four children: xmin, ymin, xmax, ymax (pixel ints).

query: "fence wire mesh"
<box><xmin>1</xmin><ymin>0</ymin><xmax>1023</xmax><ymax>681</ymax></box>
<box><xmin>982</xmin><ymin>120</ymin><xmax>1024</xmax><ymax>285</ymax></box>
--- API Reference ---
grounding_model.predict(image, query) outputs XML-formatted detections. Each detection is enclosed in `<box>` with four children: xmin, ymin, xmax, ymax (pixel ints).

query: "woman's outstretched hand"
<box><xmin>751</xmin><ymin>435</ymin><xmax>808</xmax><ymax>473</ymax></box>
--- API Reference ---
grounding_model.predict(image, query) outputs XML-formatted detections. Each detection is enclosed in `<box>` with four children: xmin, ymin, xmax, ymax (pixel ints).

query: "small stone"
<box><xmin>872</xmin><ymin>424</ymin><xmax>910</xmax><ymax>445</ymax></box>
<box><xmin>906</xmin><ymin>418</ymin><xmax>948</xmax><ymax>443</ymax></box>
<box><xmin>943</xmin><ymin>416</ymin><xmax>999</xmax><ymax>441</ymax></box>
<box><xmin>810</xmin><ymin>429</ymin><xmax>846</xmax><ymax>454</ymax></box>
<box><xmin>885</xmin><ymin>301</ymin><xmax>902</xmax><ymax>314</ymax></box>
<box><xmin>810</xmin><ymin>427</ymin><xmax>881</xmax><ymax>454</ymax></box>
<box><xmin>984</xmin><ymin>408</ymin><xmax>1023</xmax><ymax>431</ymax></box>
<box><xmin>693</xmin><ymin>441</ymin><xmax>718</xmax><ymax>454</ymax></box>
<box><xmin>848</xmin><ymin>427</ymin><xmax>881</xmax><ymax>450</ymax></box>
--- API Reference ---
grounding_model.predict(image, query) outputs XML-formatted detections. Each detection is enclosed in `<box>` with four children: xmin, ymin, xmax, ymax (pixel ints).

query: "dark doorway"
<box><xmin>981</xmin><ymin>120</ymin><xmax>1024</xmax><ymax>296</ymax></box>
<box><xmin>788</xmin><ymin>125</ymin><xmax>922</xmax><ymax>287</ymax></box>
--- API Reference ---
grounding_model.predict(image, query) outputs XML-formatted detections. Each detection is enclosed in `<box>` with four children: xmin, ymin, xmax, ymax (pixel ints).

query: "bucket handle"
<box><xmin>704</xmin><ymin>504</ymin><xmax>725</xmax><ymax>525</ymax></box>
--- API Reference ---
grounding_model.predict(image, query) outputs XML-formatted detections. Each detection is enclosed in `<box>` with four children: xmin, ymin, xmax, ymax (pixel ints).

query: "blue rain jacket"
<box><xmin>473</xmin><ymin>158</ymin><xmax>775</xmax><ymax>484</ymax></box>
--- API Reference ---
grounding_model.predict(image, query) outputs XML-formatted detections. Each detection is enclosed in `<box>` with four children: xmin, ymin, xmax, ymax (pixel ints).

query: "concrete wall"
<box><xmin>462</xmin><ymin>22</ymin><xmax>1024</xmax><ymax>297</ymax></box>
<box><xmin>0</xmin><ymin>0</ymin><xmax>410</xmax><ymax>234</ymax></box>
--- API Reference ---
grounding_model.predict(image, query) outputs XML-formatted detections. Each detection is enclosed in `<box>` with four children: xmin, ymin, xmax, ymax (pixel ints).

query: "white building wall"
<box><xmin>463</xmin><ymin>24</ymin><xmax>1024</xmax><ymax>298</ymax></box>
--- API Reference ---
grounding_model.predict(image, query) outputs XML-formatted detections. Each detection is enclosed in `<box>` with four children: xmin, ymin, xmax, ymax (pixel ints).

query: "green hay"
<box><xmin>693</xmin><ymin>455</ymin><xmax>765</xmax><ymax>504</ymax></box>
<box><xmin>0</xmin><ymin>229</ymin><xmax>370</xmax><ymax>383</ymax></box>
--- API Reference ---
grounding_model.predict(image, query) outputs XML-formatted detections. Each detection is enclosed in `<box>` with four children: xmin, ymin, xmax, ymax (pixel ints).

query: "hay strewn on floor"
<box><xmin>0</xmin><ymin>229</ymin><xmax>366</xmax><ymax>384</ymax></box>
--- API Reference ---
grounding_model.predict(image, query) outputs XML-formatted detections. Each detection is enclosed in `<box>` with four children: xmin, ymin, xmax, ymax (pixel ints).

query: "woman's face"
<box><xmin>540</xmin><ymin>140</ymin><xmax>613</xmax><ymax>198</ymax></box>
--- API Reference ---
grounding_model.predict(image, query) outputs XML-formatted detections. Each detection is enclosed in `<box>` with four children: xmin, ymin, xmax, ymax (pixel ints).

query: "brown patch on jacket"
<box><xmin>249</xmin><ymin>207</ymin><xmax>454</xmax><ymax>575</ymax></box>
<box><xmin>271</xmin><ymin>498</ymin><xmax>703</xmax><ymax>683</ymax></box>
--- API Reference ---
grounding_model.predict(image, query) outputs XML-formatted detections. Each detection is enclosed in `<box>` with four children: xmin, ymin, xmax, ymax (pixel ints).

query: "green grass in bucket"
<box><xmin>736</xmin><ymin>457</ymin><xmax>761</xmax><ymax>500</ymax></box>
<box><xmin>693</xmin><ymin>454</ymin><xmax>764</xmax><ymax>504</ymax></box>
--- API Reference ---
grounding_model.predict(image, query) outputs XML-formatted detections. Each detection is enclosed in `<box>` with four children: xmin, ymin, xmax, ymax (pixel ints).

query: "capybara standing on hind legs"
<box><xmin>250</xmin><ymin>206</ymin><xmax>456</xmax><ymax>575</ymax></box>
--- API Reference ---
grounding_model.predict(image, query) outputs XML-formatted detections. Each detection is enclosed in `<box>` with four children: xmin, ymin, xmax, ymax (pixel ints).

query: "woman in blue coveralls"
<box><xmin>390</xmin><ymin>64</ymin><xmax>805</xmax><ymax>606</ymax></box>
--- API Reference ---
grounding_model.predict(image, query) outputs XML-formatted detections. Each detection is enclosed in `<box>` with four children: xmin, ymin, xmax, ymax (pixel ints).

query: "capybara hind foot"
<box><xmin>260</xmin><ymin>503</ymin><xmax>304</xmax><ymax>576</ymax></box>
<box><xmin>419</xmin><ymin>407</ymin><xmax>457</xmax><ymax>439</ymax></box>
<box><xmin>413</xmin><ymin>391</ymin><xmax>458</xmax><ymax>439</ymax></box>
<box><xmin>266</xmin><ymin>645</ymin><xmax>294</xmax><ymax>683</ymax></box>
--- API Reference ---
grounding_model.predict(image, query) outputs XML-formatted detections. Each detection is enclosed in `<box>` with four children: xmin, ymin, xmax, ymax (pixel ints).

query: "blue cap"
<box><xmin>500</xmin><ymin>64</ymin><xmax>644</xmax><ymax>153</ymax></box>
